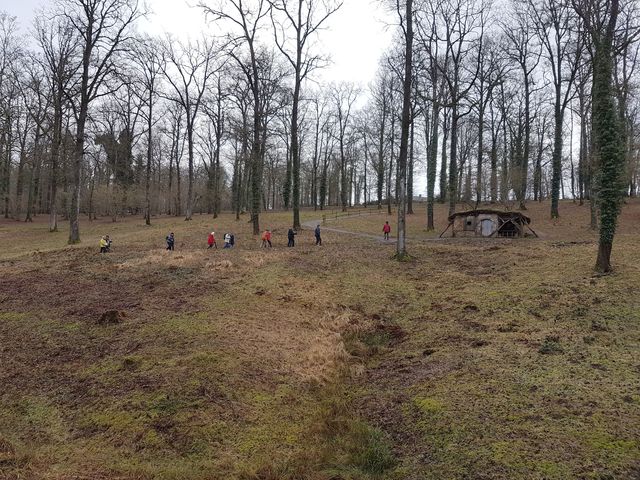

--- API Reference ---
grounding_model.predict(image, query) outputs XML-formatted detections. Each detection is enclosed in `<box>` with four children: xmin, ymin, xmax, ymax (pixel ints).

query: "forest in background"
<box><xmin>0</xmin><ymin>0</ymin><xmax>638</xmax><ymax>265</ymax></box>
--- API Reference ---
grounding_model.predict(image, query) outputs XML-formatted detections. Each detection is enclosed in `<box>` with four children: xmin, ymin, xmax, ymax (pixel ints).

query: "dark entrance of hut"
<box><xmin>497</xmin><ymin>218</ymin><xmax>519</xmax><ymax>237</ymax></box>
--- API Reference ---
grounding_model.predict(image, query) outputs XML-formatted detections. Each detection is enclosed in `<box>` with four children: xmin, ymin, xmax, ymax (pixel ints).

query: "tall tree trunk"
<box><xmin>593</xmin><ymin>16</ymin><xmax>623</xmax><ymax>271</ymax></box>
<box><xmin>407</xmin><ymin>116</ymin><xmax>415</xmax><ymax>214</ymax></box>
<box><xmin>145</xmin><ymin>90</ymin><xmax>153</xmax><ymax>226</ymax></box>
<box><xmin>377</xmin><ymin>102</ymin><xmax>386</xmax><ymax>209</ymax></box>
<box><xmin>185</xmin><ymin>120</ymin><xmax>195</xmax><ymax>221</ymax></box>
<box><xmin>49</xmin><ymin>100</ymin><xmax>62</xmax><ymax>231</ymax></box>
<box><xmin>439</xmin><ymin>109</ymin><xmax>448</xmax><ymax>203</ymax></box>
<box><xmin>519</xmin><ymin>77</ymin><xmax>531</xmax><ymax>210</ymax></box>
<box><xmin>490</xmin><ymin>123</ymin><xmax>498</xmax><ymax>203</ymax></box>
<box><xmin>427</xmin><ymin>104</ymin><xmax>439</xmax><ymax>230</ymax></box>
<box><xmin>291</xmin><ymin>74</ymin><xmax>301</xmax><ymax>228</ymax></box>
<box><xmin>15</xmin><ymin>124</ymin><xmax>29</xmax><ymax>221</ymax></box>
<box><xmin>448</xmin><ymin>106</ymin><xmax>459</xmax><ymax>216</ymax></box>
<box><xmin>476</xmin><ymin>100</ymin><xmax>484</xmax><ymax>207</ymax></box>
<box><xmin>387</xmin><ymin>103</ymin><xmax>395</xmax><ymax>215</ymax></box>
<box><xmin>396</xmin><ymin>0</ymin><xmax>412</xmax><ymax>259</ymax></box>
<box><xmin>69</xmin><ymin>52</ymin><xmax>90</xmax><ymax>244</ymax></box>
<box><xmin>550</xmin><ymin>98</ymin><xmax>563</xmax><ymax>217</ymax></box>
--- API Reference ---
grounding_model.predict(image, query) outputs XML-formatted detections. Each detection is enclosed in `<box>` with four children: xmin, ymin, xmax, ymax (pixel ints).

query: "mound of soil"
<box><xmin>97</xmin><ymin>310</ymin><xmax>126</xmax><ymax>325</ymax></box>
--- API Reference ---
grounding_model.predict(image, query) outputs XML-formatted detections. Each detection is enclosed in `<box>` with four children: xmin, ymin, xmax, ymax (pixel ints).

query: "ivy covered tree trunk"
<box><xmin>593</xmin><ymin>40</ymin><xmax>624</xmax><ymax>272</ymax></box>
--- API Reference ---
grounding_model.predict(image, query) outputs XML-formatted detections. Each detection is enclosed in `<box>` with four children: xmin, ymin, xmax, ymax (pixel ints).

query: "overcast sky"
<box><xmin>4</xmin><ymin>0</ymin><xmax>394</xmax><ymax>85</ymax></box>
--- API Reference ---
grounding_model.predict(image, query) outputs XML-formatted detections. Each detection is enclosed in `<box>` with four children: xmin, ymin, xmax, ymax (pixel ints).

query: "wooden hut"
<box><xmin>440</xmin><ymin>209</ymin><xmax>537</xmax><ymax>238</ymax></box>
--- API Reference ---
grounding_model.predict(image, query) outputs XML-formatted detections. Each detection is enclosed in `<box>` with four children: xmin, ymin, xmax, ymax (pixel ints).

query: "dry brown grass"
<box><xmin>0</xmin><ymin>201</ymin><xmax>639</xmax><ymax>479</ymax></box>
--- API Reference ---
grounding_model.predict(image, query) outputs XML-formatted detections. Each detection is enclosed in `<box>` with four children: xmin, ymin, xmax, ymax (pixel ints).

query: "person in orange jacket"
<box><xmin>261</xmin><ymin>229</ymin><xmax>272</xmax><ymax>248</ymax></box>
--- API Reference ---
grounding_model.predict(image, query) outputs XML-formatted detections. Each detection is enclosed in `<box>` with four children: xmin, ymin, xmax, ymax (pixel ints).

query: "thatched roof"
<box><xmin>448</xmin><ymin>209</ymin><xmax>531</xmax><ymax>224</ymax></box>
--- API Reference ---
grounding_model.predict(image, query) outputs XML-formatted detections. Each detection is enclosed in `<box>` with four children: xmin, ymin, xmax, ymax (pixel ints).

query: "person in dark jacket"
<box><xmin>314</xmin><ymin>225</ymin><xmax>322</xmax><ymax>246</ymax></box>
<box><xmin>287</xmin><ymin>228</ymin><xmax>297</xmax><ymax>247</ymax></box>
<box><xmin>166</xmin><ymin>232</ymin><xmax>175</xmax><ymax>251</ymax></box>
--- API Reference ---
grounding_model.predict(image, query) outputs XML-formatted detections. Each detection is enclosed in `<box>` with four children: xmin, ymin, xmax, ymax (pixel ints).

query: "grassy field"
<box><xmin>0</xmin><ymin>200</ymin><xmax>639</xmax><ymax>479</ymax></box>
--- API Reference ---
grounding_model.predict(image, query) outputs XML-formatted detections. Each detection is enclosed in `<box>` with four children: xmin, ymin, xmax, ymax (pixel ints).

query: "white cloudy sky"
<box><xmin>4</xmin><ymin>0</ymin><xmax>394</xmax><ymax>85</ymax></box>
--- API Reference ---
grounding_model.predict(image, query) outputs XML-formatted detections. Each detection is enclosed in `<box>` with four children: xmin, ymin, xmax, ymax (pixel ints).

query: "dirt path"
<box><xmin>302</xmin><ymin>219</ymin><xmax>396</xmax><ymax>243</ymax></box>
<box><xmin>302</xmin><ymin>218</ymin><xmax>467</xmax><ymax>244</ymax></box>
<box><xmin>303</xmin><ymin>217</ymin><xmax>546</xmax><ymax>243</ymax></box>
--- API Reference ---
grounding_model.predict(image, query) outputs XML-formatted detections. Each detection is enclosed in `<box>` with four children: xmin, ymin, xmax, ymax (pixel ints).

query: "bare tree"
<box><xmin>0</xmin><ymin>13</ymin><xmax>21</xmax><ymax>220</ymax></box>
<box><xmin>160</xmin><ymin>36</ymin><xmax>218</xmax><ymax>221</ymax></box>
<box><xmin>501</xmin><ymin>2</ymin><xmax>542</xmax><ymax>210</ymax></box>
<box><xmin>201</xmin><ymin>0</ymin><xmax>271</xmax><ymax>235</ymax></box>
<box><xmin>394</xmin><ymin>0</ymin><xmax>414</xmax><ymax>259</ymax></box>
<box><xmin>58</xmin><ymin>0</ymin><xmax>142</xmax><ymax>243</ymax></box>
<box><xmin>330</xmin><ymin>82</ymin><xmax>359</xmax><ymax>212</ymax></box>
<box><xmin>132</xmin><ymin>35</ymin><xmax>163</xmax><ymax>225</ymax></box>
<box><xmin>529</xmin><ymin>0</ymin><xmax>584</xmax><ymax>218</ymax></box>
<box><xmin>268</xmin><ymin>0</ymin><xmax>342</xmax><ymax>228</ymax></box>
<box><xmin>35</xmin><ymin>13</ymin><xmax>79</xmax><ymax>232</ymax></box>
<box><xmin>201</xmin><ymin>75</ymin><xmax>226</xmax><ymax>218</ymax></box>
<box><xmin>436</xmin><ymin>0</ymin><xmax>485</xmax><ymax>216</ymax></box>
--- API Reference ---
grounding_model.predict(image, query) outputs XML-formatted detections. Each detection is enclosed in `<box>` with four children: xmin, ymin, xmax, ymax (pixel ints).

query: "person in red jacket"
<box><xmin>383</xmin><ymin>221</ymin><xmax>391</xmax><ymax>240</ymax></box>
<box><xmin>207</xmin><ymin>231</ymin><xmax>217</xmax><ymax>249</ymax></box>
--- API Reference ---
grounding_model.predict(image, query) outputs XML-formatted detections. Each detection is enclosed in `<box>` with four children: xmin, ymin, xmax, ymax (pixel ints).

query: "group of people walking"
<box><xmin>99</xmin><ymin>221</ymin><xmax>392</xmax><ymax>253</ymax></box>
<box><xmin>164</xmin><ymin>225</ymin><xmax>320</xmax><ymax>251</ymax></box>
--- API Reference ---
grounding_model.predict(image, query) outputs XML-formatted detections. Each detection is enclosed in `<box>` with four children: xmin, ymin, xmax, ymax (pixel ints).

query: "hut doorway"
<box><xmin>480</xmin><ymin>219</ymin><xmax>494</xmax><ymax>237</ymax></box>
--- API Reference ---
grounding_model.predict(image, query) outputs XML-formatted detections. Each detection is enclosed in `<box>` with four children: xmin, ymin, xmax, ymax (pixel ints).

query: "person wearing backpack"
<box><xmin>166</xmin><ymin>232</ymin><xmax>175</xmax><ymax>251</ymax></box>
